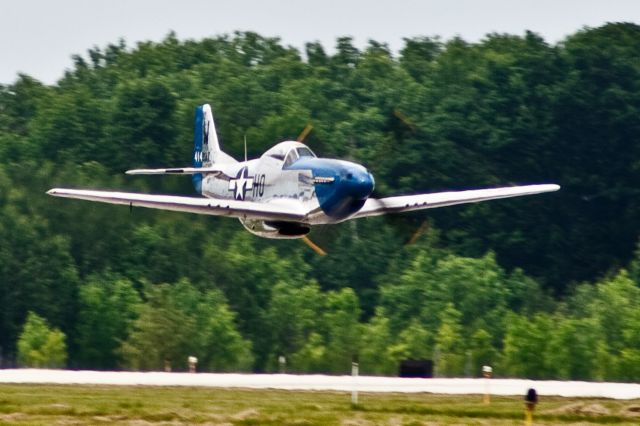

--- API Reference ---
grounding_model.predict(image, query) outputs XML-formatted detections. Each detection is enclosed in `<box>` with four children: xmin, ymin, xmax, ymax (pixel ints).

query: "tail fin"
<box><xmin>192</xmin><ymin>104</ymin><xmax>236</xmax><ymax>192</ymax></box>
<box><xmin>193</xmin><ymin>104</ymin><xmax>220</xmax><ymax>168</ymax></box>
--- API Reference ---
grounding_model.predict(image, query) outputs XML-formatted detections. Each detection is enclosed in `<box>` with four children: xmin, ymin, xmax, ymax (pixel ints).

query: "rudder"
<box><xmin>192</xmin><ymin>104</ymin><xmax>229</xmax><ymax>192</ymax></box>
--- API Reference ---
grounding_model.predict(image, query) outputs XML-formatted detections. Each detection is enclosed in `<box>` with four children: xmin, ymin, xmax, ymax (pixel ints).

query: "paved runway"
<box><xmin>2</xmin><ymin>369</ymin><xmax>640</xmax><ymax>399</ymax></box>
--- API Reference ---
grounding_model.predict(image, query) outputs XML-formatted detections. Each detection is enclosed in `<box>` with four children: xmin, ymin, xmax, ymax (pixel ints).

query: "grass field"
<box><xmin>1</xmin><ymin>384</ymin><xmax>640</xmax><ymax>425</ymax></box>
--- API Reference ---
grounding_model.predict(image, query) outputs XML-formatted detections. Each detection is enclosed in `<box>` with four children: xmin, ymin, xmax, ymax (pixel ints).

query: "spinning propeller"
<box><xmin>296</xmin><ymin>123</ymin><xmax>328</xmax><ymax>256</ymax></box>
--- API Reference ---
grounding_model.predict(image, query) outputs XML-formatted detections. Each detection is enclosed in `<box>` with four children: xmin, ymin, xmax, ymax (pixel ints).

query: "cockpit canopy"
<box><xmin>284</xmin><ymin>146</ymin><xmax>315</xmax><ymax>167</ymax></box>
<box><xmin>262</xmin><ymin>141</ymin><xmax>316</xmax><ymax>168</ymax></box>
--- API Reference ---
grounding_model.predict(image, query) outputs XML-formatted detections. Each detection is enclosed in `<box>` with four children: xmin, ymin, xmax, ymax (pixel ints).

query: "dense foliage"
<box><xmin>2</xmin><ymin>24</ymin><xmax>640</xmax><ymax>379</ymax></box>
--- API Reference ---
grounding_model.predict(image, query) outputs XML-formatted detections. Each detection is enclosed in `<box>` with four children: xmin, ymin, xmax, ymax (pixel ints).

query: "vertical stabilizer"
<box><xmin>193</xmin><ymin>104</ymin><xmax>221</xmax><ymax>168</ymax></box>
<box><xmin>202</xmin><ymin>104</ymin><xmax>221</xmax><ymax>163</ymax></box>
<box><xmin>192</xmin><ymin>104</ymin><xmax>236</xmax><ymax>192</ymax></box>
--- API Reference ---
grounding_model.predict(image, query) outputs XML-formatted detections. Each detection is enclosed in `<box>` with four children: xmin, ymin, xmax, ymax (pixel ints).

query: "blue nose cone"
<box><xmin>286</xmin><ymin>157</ymin><xmax>376</xmax><ymax>220</ymax></box>
<box><xmin>345</xmin><ymin>168</ymin><xmax>375</xmax><ymax>200</ymax></box>
<box><xmin>318</xmin><ymin>163</ymin><xmax>375</xmax><ymax>219</ymax></box>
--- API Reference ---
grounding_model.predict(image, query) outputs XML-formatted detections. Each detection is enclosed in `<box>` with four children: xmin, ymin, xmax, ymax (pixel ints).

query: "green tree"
<box><xmin>502</xmin><ymin>312</ymin><xmax>553</xmax><ymax>379</ymax></box>
<box><xmin>110</xmin><ymin>78</ymin><xmax>180</xmax><ymax>170</ymax></box>
<box><xmin>266</xmin><ymin>281</ymin><xmax>323</xmax><ymax>371</ymax></box>
<box><xmin>399</xmin><ymin>37</ymin><xmax>441</xmax><ymax>83</ymax></box>
<box><xmin>434</xmin><ymin>304</ymin><xmax>464</xmax><ymax>377</ymax></box>
<box><xmin>359</xmin><ymin>311</ymin><xmax>396</xmax><ymax>375</ymax></box>
<box><xmin>323</xmin><ymin>288</ymin><xmax>361</xmax><ymax>373</ymax></box>
<box><xmin>618</xmin><ymin>349</ymin><xmax>640</xmax><ymax>382</ymax></box>
<box><xmin>290</xmin><ymin>332</ymin><xmax>326</xmax><ymax>373</ymax></box>
<box><xmin>192</xmin><ymin>288</ymin><xmax>254</xmax><ymax>371</ymax></box>
<box><xmin>17</xmin><ymin>312</ymin><xmax>67</xmax><ymax>368</ymax></box>
<box><xmin>629</xmin><ymin>241</ymin><xmax>640</xmax><ymax>284</ymax></box>
<box><xmin>381</xmin><ymin>248</ymin><xmax>512</xmax><ymax>349</ymax></box>
<box><xmin>379</xmin><ymin>243</ymin><xmax>444</xmax><ymax>334</ymax></box>
<box><xmin>391</xmin><ymin>319</ymin><xmax>433</xmax><ymax>362</ymax></box>
<box><xmin>75</xmin><ymin>273</ymin><xmax>141</xmax><ymax>369</ymax></box>
<box><xmin>425</xmin><ymin>253</ymin><xmax>509</xmax><ymax>342</ymax></box>
<box><xmin>544</xmin><ymin>316</ymin><xmax>602</xmax><ymax>380</ymax></box>
<box><xmin>469</xmin><ymin>329</ymin><xmax>498</xmax><ymax>377</ymax></box>
<box><xmin>203</xmin><ymin>233</ymin><xmax>310</xmax><ymax>370</ymax></box>
<box><xmin>545</xmin><ymin>23</ymin><xmax>640</xmax><ymax>286</ymax></box>
<box><xmin>4</xmin><ymin>25</ymin><xmax>640</xmax><ymax>374</ymax></box>
<box><xmin>120</xmin><ymin>283</ymin><xmax>194</xmax><ymax>371</ymax></box>
<box><xmin>310</xmin><ymin>218</ymin><xmax>403</xmax><ymax>315</ymax></box>
<box><xmin>0</xmin><ymin>191</ymin><xmax>79</xmax><ymax>363</ymax></box>
<box><xmin>587</xmin><ymin>270</ymin><xmax>640</xmax><ymax>356</ymax></box>
<box><xmin>121</xmin><ymin>280</ymin><xmax>252</xmax><ymax>372</ymax></box>
<box><xmin>29</xmin><ymin>85</ymin><xmax>109</xmax><ymax>165</ymax></box>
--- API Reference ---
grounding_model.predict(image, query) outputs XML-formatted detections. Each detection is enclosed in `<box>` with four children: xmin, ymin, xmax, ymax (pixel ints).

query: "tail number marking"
<box><xmin>194</xmin><ymin>151</ymin><xmax>211</xmax><ymax>163</ymax></box>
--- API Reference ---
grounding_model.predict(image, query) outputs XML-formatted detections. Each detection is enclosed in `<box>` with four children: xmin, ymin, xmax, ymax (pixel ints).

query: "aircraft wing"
<box><xmin>47</xmin><ymin>188</ymin><xmax>306</xmax><ymax>221</ymax></box>
<box><xmin>353</xmin><ymin>184</ymin><xmax>560</xmax><ymax>219</ymax></box>
<box><xmin>125</xmin><ymin>166</ymin><xmax>224</xmax><ymax>175</ymax></box>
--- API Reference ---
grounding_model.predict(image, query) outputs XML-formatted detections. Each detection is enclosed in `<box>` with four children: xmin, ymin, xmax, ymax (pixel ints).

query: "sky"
<box><xmin>1</xmin><ymin>0</ymin><xmax>639</xmax><ymax>85</ymax></box>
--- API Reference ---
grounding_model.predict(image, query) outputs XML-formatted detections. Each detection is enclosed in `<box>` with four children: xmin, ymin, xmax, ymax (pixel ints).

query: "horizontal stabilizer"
<box><xmin>126</xmin><ymin>166</ymin><xmax>225</xmax><ymax>175</ymax></box>
<box><xmin>354</xmin><ymin>184</ymin><xmax>560</xmax><ymax>218</ymax></box>
<box><xmin>47</xmin><ymin>188</ymin><xmax>306</xmax><ymax>221</ymax></box>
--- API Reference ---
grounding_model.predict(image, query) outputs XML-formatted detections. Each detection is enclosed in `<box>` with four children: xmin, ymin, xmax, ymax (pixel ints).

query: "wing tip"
<box><xmin>125</xmin><ymin>169</ymin><xmax>148</xmax><ymax>175</ymax></box>
<box><xmin>523</xmin><ymin>183</ymin><xmax>560</xmax><ymax>193</ymax></box>
<box><xmin>125</xmin><ymin>169</ymin><xmax>161</xmax><ymax>175</ymax></box>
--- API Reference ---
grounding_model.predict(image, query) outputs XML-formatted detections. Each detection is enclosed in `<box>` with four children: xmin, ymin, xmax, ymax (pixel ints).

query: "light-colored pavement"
<box><xmin>1</xmin><ymin>369</ymin><xmax>639</xmax><ymax>399</ymax></box>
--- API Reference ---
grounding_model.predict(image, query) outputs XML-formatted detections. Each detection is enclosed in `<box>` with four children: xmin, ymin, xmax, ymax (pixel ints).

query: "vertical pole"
<box><xmin>483</xmin><ymin>379</ymin><xmax>490</xmax><ymax>404</ymax></box>
<box><xmin>525</xmin><ymin>406</ymin><xmax>533</xmax><ymax>426</ymax></box>
<box><xmin>351</xmin><ymin>361</ymin><xmax>359</xmax><ymax>405</ymax></box>
<box><xmin>188</xmin><ymin>356</ymin><xmax>198</xmax><ymax>373</ymax></box>
<box><xmin>482</xmin><ymin>365</ymin><xmax>492</xmax><ymax>404</ymax></box>
<box><xmin>524</xmin><ymin>388</ymin><xmax>537</xmax><ymax>426</ymax></box>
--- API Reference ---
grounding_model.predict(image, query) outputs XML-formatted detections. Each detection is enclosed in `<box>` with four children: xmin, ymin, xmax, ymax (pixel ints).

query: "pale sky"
<box><xmin>1</xmin><ymin>0</ymin><xmax>639</xmax><ymax>85</ymax></box>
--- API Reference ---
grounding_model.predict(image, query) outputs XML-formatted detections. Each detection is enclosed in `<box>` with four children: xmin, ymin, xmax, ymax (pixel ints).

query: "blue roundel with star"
<box><xmin>228</xmin><ymin>167</ymin><xmax>254</xmax><ymax>200</ymax></box>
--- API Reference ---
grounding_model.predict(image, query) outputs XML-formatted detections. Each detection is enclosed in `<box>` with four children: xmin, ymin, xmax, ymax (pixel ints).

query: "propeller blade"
<box><xmin>406</xmin><ymin>220</ymin><xmax>429</xmax><ymax>245</ymax></box>
<box><xmin>394</xmin><ymin>110</ymin><xmax>417</xmax><ymax>132</ymax></box>
<box><xmin>302</xmin><ymin>236</ymin><xmax>327</xmax><ymax>256</ymax></box>
<box><xmin>297</xmin><ymin>124</ymin><xmax>313</xmax><ymax>142</ymax></box>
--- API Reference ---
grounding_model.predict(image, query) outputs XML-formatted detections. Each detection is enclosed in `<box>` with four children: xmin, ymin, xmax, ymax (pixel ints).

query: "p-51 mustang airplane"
<box><xmin>48</xmin><ymin>104</ymin><xmax>559</xmax><ymax>239</ymax></box>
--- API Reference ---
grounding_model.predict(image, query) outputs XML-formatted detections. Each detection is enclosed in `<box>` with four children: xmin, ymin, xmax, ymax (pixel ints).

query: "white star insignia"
<box><xmin>228</xmin><ymin>168</ymin><xmax>254</xmax><ymax>200</ymax></box>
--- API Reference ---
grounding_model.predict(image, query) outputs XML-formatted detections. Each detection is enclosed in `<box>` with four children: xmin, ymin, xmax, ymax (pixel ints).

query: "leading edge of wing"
<box><xmin>125</xmin><ymin>166</ymin><xmax>224</xmax><ymax>175</ymax></box>
<box><xmin>47</xmin><ymin>188</ymin><xmax>306</xmax><ymax>221</ymax></box>
<box><xmin>353</xmin><ymin>184</ymin><xmax>560</xmax><ymax>219</ymax></box>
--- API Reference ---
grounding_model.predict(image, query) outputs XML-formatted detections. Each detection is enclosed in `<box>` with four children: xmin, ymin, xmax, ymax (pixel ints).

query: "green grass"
<box><xmin>1</xmin><ymin>384</ymin><xmax>640</xmax><ymax>425</ymax></box>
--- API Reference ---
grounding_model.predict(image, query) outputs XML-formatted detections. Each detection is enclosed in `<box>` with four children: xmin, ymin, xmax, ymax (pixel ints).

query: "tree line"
<box><xmin>2</xmin><ymin>23</ymin><xmax>640</xmax><ymax>379</ymax></box>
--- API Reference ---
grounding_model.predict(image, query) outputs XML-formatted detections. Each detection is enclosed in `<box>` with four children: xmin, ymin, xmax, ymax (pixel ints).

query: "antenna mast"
<box><xmin>244</xmin><ymin>134</ymin><xmax>248</xmax><ymax>163</ymax></box>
